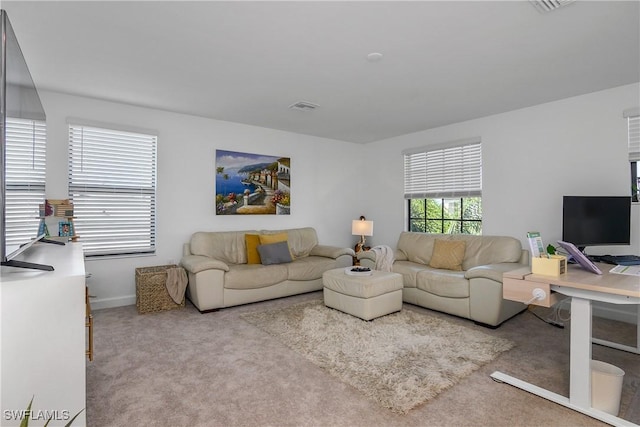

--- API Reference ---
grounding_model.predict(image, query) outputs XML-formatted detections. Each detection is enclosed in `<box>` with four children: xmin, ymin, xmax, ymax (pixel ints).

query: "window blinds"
<box><xmin>68</xmin><ymin>124</ymin><xmax>157</xmax><ymax>256</ymax></box>
<box><xmin>4</xmin><ymin>118</ymin><xmax>46</xmax><ymax>246</ymax></box>
<box><xmin>403</xmin><ymin>139</ymin><xmax>482</xmax><ymax>199</ymax></box>
<box><xmin>627</xmin><ymin>113</ymin><xmax>639</xmax><ymax>162</ymax></box>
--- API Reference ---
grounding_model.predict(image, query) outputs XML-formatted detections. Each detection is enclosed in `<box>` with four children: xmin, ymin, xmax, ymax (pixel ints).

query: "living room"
<box><xmin>1</xmin><ymin>1</ymin><xmax>639</xmax><ymax>426</ymax></box>
<box><xmin>1</xmin><ymin>0</ymin><xmax>635</xmax><ymax>313</ymax></box>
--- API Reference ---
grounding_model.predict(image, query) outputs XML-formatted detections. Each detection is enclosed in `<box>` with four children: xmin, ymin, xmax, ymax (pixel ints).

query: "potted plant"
<box><xmin>17</xmin><ymin>397</ymin><xmax>83</xmax><ymax>427</ymax></box>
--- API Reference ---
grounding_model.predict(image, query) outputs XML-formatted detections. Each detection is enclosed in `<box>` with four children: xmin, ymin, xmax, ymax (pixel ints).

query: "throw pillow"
<box><xmin>259</xmin><ymin>232</ymin><xmax>294</xmax><ymax>259</ymax></box>
<box><xmin>429</xmin><ymin>239</ymin><xmax>466</xmax><ymax>271</ymax></box>
<box><xmin>257</xmin><ymin>241</ymin><xmax>293</xmax><ymax>265</ymax></box>
<box><xmin>245</xmin><ymin>234</ymin><xmax>261</xmax><ymax>264</ymax></box>
<box><xmin>258</xmin><ymin>232</ymin><xmax>288</xmax><ymax>245</ymax></box>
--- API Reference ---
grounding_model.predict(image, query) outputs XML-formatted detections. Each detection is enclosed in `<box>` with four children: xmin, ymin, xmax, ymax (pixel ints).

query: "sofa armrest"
<box><xmin>181</xmin><ymin>255</ymin><xmax>230</xmax><ymax>274</ymax></box>
<box><xmin>357</xmin><ymin>249</ymin><xmax>406</xmax><ymax>262</ymax></box>
<box><xmin>310</xmin><ymin>245</ymin><xmax>355</xmax><ymax>259</ymax></box>
<box><xmin>356</xmin><ymin>250</ymin><xmax>377</xmax><ymax>263</ymax></box>
<box><xmin>465</xmin><ymin>263</ymin><xmax>528</xmax><ymax>283</ymax></box>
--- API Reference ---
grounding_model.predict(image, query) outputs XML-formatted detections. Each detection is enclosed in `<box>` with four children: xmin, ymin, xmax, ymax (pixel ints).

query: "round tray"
<box><xmin>344</xmin><ymin>266</ymin><xmax>372</xmax><ymax>276</ymax></box>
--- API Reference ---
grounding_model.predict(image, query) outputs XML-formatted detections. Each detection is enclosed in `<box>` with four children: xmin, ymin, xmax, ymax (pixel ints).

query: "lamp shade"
<box><xmin>351</xmin><ymin>220</ymin><xmax>374</xmax><ymax>236</ymax></box>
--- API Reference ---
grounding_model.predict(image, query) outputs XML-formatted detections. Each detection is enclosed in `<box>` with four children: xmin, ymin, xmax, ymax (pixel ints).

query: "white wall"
<box><xmin>41</xmin><ymin>91</ymin><xmax>364</xmax><ymax>309</ymax></box>
<box><xmin>362</xmin><ymin>82</ymin><xmax>640</xmax><ymax>323</ymax></box>
<box><xmin>41</xmin><ymin>84</ymin><xmax>640</xmax><ymax>317</ymax></box>
<box><xmin>363</xmin><ymin>83</ymin><xmax>639</xmax><ymax>252</ymax></box>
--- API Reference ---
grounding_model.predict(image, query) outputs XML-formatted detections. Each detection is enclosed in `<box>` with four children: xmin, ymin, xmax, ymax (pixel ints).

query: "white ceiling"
<box><xmin>3</xmin><ymin>1</ymin><xmax>639</xmax><ymax>143</ymax></box>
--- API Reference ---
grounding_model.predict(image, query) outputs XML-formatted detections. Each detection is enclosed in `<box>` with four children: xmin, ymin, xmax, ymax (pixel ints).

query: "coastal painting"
<box><xmin>215</xmin><ymin>149</ymin><xmax>291</xmax><ymax>215</ymax></box>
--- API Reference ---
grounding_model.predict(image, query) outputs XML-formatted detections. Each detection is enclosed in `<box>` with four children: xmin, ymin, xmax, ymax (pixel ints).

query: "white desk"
<box><xmin>493</xmin><ymin>264</ymin><xmax>640</xmax><ymax>427</ymax></box>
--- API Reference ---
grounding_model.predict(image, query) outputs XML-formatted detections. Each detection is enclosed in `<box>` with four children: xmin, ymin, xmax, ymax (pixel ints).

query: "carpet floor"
<box><xmin>240</xmin><ymin>300</ymin><xmax>514</xmax><ymax>414</ymax></box>
<box><xmin>86</xmin><ymin>291</ymin><xmax>639</xmax><ymax>426</ymax></box>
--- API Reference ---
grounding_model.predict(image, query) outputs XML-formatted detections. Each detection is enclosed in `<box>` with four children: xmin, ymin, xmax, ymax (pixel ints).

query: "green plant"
<box><xmin>19</xmin><ymin>396</ymin><xmax>84</xmax><ymax>427</ymax></box>
<box><xmin>546</xmin><ymin>244</ymin><xmax>557</xmax><ymax>255</ymax></box>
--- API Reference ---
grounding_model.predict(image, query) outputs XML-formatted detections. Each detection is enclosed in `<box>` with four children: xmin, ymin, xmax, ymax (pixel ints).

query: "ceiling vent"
<box><xmin>288</xmin><ymin>101</ymin><xmax>319</xmax><ymax>112</ymax></box>
<box><xmin>530</xmin><ymin>0</ymin><xmax>576</xmax><ymax>13</ymax></box>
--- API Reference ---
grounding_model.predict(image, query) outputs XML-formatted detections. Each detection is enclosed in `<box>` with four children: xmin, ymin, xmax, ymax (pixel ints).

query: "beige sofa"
<box><xmin>358</xmin><ymin>232</ymin><xmax>528</xmax><ymax>327</ymax></box>
<box><xmin>181</xmin><ymin>227</ymin><xmax>354</xmax><ymax>312</ymax></box>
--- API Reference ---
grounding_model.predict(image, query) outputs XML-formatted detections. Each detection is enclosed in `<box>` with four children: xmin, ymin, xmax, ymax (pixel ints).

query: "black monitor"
<box><xmin>562</xmin><ymin>196</ymin><xmax>631</xmax><ymax>252</ymax></box>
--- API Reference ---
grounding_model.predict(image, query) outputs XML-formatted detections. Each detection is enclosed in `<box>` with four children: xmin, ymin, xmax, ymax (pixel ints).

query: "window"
<box><xmin>68</xmin><ymin>124</ymin><xmax>157</xmax><ymax>256</ymax></box>
<box><xmin>4</xmin><ymin>118</ymin><xmax>46</xmax><ymax>246</ymax></box>
<box><xmin>625</xmin><ymin>109</ymin><xmax>639</xmax><ymax>202</ymax></box>
<box><xmin>403</xmin><ymin>139</ymin><xmax>482</xmax><ymax>234</ymax></box>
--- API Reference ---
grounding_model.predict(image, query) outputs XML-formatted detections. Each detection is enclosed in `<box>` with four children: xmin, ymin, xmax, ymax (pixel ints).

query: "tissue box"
<box><xmin>531</xmin><ymin>255</ymin><xmax>567</xmax><ymax>276</ymax></box>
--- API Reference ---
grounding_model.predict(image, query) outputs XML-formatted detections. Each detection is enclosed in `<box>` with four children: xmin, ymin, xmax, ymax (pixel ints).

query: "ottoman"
<box><xmin>322</xmin><ymin>267</ymin><xmax>403</xmax><ymax>320</ymax></box>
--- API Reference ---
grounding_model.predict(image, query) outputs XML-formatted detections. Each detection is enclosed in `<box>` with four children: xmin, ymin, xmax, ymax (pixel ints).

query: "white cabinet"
<box><xmin>1</xmin><ymin>242</ymin><xmax>86</xmax><ymax>426</ymax></box>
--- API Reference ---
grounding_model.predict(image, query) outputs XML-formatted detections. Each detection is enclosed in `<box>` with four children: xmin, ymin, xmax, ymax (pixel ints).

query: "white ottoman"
<box><xmin>322</xmin><ymin>267</ymin><xmax>403</xmax><ymax>320</ymax></box>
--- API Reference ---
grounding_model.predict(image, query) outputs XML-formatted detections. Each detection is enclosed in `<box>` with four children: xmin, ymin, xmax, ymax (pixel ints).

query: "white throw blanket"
<box><xmin>370</xmin><ymin>245</ymin><xmax>395</xmax><ymax>272</ymax></box>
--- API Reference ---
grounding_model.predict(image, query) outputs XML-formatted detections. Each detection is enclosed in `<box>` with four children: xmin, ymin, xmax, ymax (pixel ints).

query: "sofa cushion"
<box><xmin>391</xmin><ymin>260</ymin><xmax>426</xmax><ymax>288</ymax></box>
<box><xmin>396</xmin><ymin>232</ymin><xmax>437</xmax><ymax>264</ymax></box>
<box><xmin>259</xmin><ymin>232</ymin><xmax>294</xmax><ymax>259</ymax></box>
<box><xmin>287</xmin><ymin>256</ymin><xmax>337</xmax><ymax>280</ymax></box>
<box><xmin>191</xmin><ymin>230</ymin><xmax>258</xmax><ymax>265</ymax></box>
<box><xmin>245</xmin><ymin>234</ymin><xmax>261</xmax><ymax>264</ymax></box>
<box><xmin>416</xmin><ymin>269</ymin><xmax>469</xmax><ymax>298</ymax></box>
<box><xmin>429</xmin><ymin>239</ymin><xmax>465</xmax><ymax>271</ymax></box>
<box><xmin>258</xmin><ymin>241</ymin><xmax>293</xmax><ymax>265</ymax></box>
<box><xmin>264</xmin><ymin>227</ymin><xmax>318</xmax><ymax>258</ymax></box>
<box><xmin>224</xmin><ymin>264</ymin><xmax>288</xmax><ymax>290</ymax></box>
<box><xmin>395</xmin><ymin>232</ymin><xmax>523</xmax><ymax>272</ymax></box>
<box><xmin>455</xmin><ymin>235</ymin><xmax>522</xmax><ymax>270</ymax></box>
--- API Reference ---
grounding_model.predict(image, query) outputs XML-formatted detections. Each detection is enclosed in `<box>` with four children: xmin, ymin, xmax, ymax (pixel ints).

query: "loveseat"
<box><xmin>180</xmin><ymin>227</ymin><xmax>354</xmax><ymax>312</ymax></box>
<box><xmin>358</xmin><ymin>232</ymin><xmax>528</xmax><ymax>327</ymax></box>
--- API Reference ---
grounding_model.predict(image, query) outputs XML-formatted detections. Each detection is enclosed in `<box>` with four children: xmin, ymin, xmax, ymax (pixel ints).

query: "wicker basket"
<box><xmin>135</xmin><ymin>265</ymin><xmax>186</xmax><ymax>314</ymax></box>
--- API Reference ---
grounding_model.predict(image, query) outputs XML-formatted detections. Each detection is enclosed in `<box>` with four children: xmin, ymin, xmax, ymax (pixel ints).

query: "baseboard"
<box><xmin>593</xmin><ymin>302</ymin><xmax>638</xmax><ymax>325</ymax></box>
<box><xmin>91</xmin><ymin>295</ymin><xmax>136</xmax><ymax>310</ymax></box>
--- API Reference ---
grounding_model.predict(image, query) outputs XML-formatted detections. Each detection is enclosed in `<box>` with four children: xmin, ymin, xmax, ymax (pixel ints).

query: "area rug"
<box><xmin>240</xmin><ymin>300</ymin><xmax>515</xmax><ymax>414</ymax></box>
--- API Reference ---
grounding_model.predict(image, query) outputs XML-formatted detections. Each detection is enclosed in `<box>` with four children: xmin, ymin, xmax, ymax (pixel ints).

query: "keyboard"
<box><xmin>593</xmin><ymin>254</ymin><xmax>640</xmax><ymax>266</ymax></box>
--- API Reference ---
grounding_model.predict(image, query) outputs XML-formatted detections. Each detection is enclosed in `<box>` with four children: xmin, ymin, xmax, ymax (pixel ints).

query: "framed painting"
<box><xmin>215</xmin><ymin>149</ymin><xmax>290</xmax><ymax>215</ymax></box>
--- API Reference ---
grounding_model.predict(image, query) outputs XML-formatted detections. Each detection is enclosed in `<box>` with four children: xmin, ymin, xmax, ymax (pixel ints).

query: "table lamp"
<box><xmin>352</xmin><ymin>216</ymin><xmax>374</xmax><ymax>253</ymax></box>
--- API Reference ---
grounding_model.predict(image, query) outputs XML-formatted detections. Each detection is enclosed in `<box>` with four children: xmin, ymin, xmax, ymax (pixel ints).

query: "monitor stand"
<box><xmin>1</xmin><ymin>259</ymin><xmax>54</xmax><ymax>271</ymax></box>
<box><xmin>1</xmin><ymin>239</ymin><xmax>65</xmax><ymax>271</ymax></box>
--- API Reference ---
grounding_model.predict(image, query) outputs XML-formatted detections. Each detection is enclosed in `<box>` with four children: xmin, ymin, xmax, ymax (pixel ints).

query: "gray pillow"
<box><xmin>257</xmin><ymin>241</ymin><xmax>293</xmax><ymax>265</ymax></box>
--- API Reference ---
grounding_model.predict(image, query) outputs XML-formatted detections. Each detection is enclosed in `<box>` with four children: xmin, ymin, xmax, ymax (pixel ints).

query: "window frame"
<box><xmin>68</xmin><ymin>122</ymin><xmax>157</xmax><ymax>257</ymax></box>
<box><xmin>626</xmin><ymin>110</ymin><xmax>639</xmax><ymax>202</ymax></box>
<box><xmin>403</xmin><ymin>138</ymin><xmax>483</xmax><ymax>235</ymax></box>
<box><xmin>3</xmin><ymin>117</ymin><xmax>47</xmax><ymax>248</ymax></box>
<box><xmin>407</xmin><ymin>197</ymin><xmax>482</xmax><ymax>234</ymax></box>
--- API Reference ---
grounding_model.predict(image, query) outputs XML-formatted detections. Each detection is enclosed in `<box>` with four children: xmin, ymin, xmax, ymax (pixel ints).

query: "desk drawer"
<box><xmin>503</xmin><ymin>277</ymin><xmax>559</xmax><ymax>308</ymax></box>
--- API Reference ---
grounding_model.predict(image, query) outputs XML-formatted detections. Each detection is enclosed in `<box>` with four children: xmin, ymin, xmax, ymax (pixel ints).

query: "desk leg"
<box><xmin>490</xmin><ymin>295</ymin><xmax>638</xmax><ymax>427</ymax></box>
<box><xmin>570</xmin><ymin>297</ymin><xmax>592</xmax><ymax>408</ymax></box>
<box><xmin>592</xmin><ymin>304</ymin><xmax>640</xmax><ymax>354</ymax></box>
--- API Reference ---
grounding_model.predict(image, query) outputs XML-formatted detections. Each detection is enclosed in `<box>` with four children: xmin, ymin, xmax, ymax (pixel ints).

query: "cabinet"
<box><xmin>86</xmin><ymin>286</ymin><xmax>93</xmax><ymax>361</ymax></box>
<box><xmin>1</xmin><ymin>242</ymin><xmax>86</xmax><ymax>426</ymax></box>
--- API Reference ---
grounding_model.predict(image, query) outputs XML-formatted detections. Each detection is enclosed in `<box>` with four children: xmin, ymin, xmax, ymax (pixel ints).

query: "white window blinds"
<box><xmin>5</xmin><ymin>118</ymin><xmax>46</xmax><ymax>246</ymax></box>
<box><xmin>403</xmin><ymin>139</ymin><xmax>482</xmax><ymax>199</ymax></box>
<box><xmin>68</xmin><ymin>124</ymin><xmax>157</xmax><ymax>256</ymax></box>
<box><xmin>626</xmin><ymin>111</ymin><xmax>640</xmax><ymax>162</ymax></box>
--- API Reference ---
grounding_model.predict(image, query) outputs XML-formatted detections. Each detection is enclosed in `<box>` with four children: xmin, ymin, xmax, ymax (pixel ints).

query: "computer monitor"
<box><xmin>562</xmin><ymin>196</ymin><xmax>631</xmax><ymax>252</ymax></box>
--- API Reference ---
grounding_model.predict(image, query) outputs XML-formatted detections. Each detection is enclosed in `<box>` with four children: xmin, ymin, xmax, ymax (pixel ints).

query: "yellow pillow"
<box><xmin>258</xmin><ymin>232</ymin><xmax>288</xmax><ymax>245</ymax></box>
<box><xmin>428</xmin><ymin>239</ymin><xmax>466</xmax><ymax>271</ymax></box>
<box><xmin>259</xmin><ymin>233</ymin><xmax>294</xmax><ymax>259</ymax></box>
<box><xmin>245</xmin><ymin>234</ymin><xmax>261</xmax><ymax>264</ymax></box>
